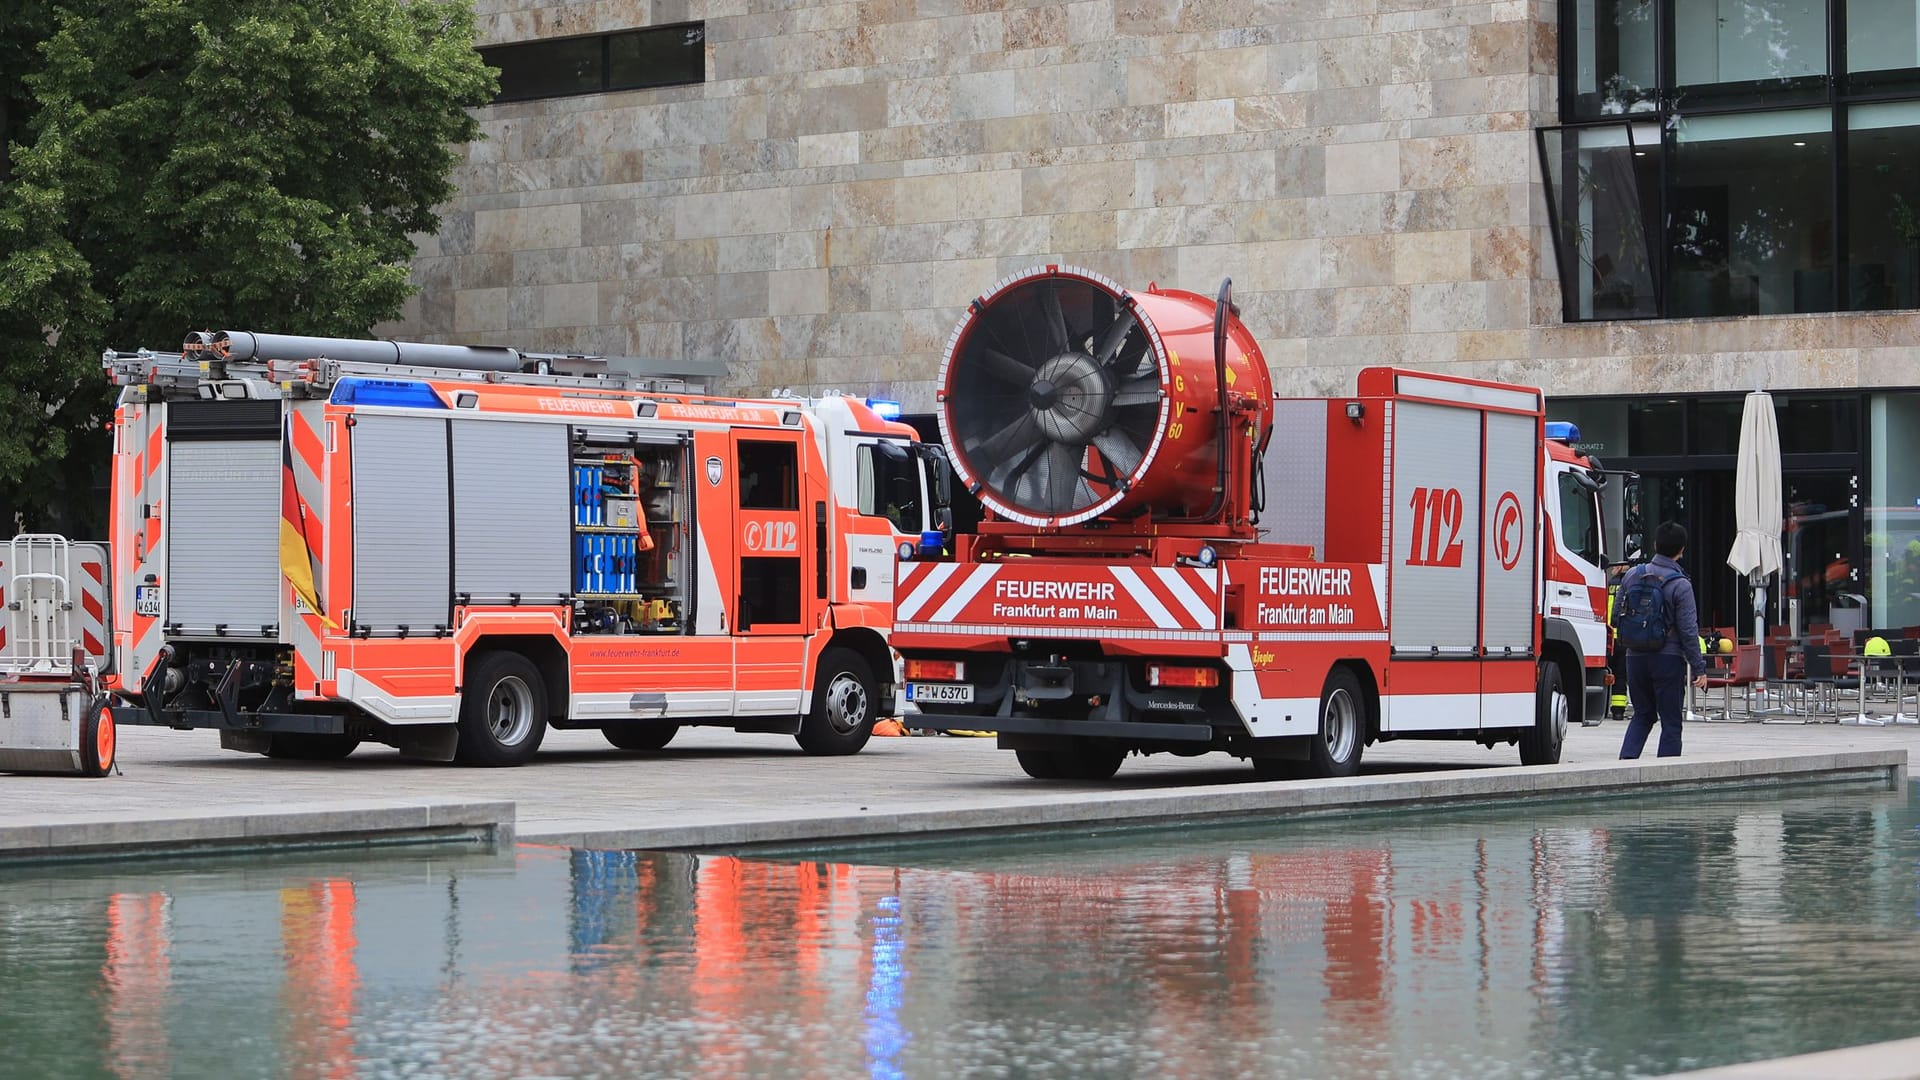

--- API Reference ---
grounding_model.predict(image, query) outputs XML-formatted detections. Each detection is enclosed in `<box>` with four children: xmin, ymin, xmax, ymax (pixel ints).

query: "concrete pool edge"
<box><xmin>0</xmin><ymin>799</ymin><xmax>517</xmax><ymax>865</ymax></box>
<box><xmin>1660</xmin><ymin>1034</ymin><xmax>1920</xmax><ymax>1079</ymax></box>
<box><xmin>518</xmin><ymin>750</ymin><xmax>1908</xmax><ymax>851</ymax></box>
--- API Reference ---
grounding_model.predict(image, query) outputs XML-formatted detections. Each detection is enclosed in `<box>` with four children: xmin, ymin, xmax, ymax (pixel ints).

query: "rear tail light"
<box><xmin>905</xmin><ymin>659</ymin><xmax>965</xmax><ymax>681</ymax></box>
<box><xmin>1148</xmin><ymin>664</ymin><xmax>1219</xmax><ymax>688</ymax></box>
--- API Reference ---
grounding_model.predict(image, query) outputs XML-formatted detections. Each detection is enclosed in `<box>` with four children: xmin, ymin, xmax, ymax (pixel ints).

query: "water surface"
<box><xmin>3</xmin><ymin>781</ymin><xmax>1916</xmax><ymax>1078</ymax></box>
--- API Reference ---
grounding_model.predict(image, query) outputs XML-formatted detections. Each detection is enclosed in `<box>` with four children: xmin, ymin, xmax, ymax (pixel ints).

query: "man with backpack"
<box><xmin>1611</xmin><ymin>521</ymin><xmax>1709</xmax><ymax>758</ymax></box>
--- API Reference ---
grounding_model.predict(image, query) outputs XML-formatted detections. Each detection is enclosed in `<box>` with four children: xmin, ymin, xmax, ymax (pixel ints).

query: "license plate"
<box><xmin>907</xmin><ymin>682</ymin><xmax>973</xmax><ymax>704</ymax></box>
<box><xmin>134</xmin><ymin>586</ymin><xmax>161</xmax><ymax>617</ymax></box>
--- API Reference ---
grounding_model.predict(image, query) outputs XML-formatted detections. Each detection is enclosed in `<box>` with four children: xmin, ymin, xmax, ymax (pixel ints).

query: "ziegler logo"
<box><xmin>1406</xmin><ymin>486</ymin><xmax>1465</xmax><ymax>568</ymax></box>
<box><xmin>743</xmin><ymin>520</ymin><xmax>798</xmax><ymax>553</ymax></box>
<box><xmin>1492</xmin><ymin>491</ymin><xmax>1524</xmax><ymax>571</ymax></box>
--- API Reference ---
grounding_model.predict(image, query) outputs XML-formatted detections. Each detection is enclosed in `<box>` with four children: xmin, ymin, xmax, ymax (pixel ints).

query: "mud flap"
<box><xmin>396</xmin><ymin>725</ymin><xmax>459</xmax><ymax>762</ymax></box>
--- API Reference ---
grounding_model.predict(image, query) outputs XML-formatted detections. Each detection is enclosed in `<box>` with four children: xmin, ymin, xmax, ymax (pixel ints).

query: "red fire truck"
<box><xmin>101</xmin><ymin>331</ymin><xmax>945</xmax><ymax>765</ymax></box>
<box><xmin>893</xmin><ymin>266</ymin><xmax>1612</xmax><ymax>780</ymax></box>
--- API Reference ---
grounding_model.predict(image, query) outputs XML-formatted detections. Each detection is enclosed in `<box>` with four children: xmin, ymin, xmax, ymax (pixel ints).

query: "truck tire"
<box><xmin>81</xmin><ymin>703</ymin><xmax>116</xmax><ymax>778</ymax></box>
<box><xmin>1307</xmin><ymin>667</ymin><xmax>1365</xmax><ymax>779</ymax></box>
<box><xmin>797</xmin><ymin>648</ymin><xmax>875</xmax><ymax>756</ymax></box>
<box><xmin>1519</xmin><ymin>661</ymin><xmax>1567</xmax><ymax>766</ymax></box>
<box><xmin>1054</xmin><ymin>741</ymin><xmax>1126</xmax><ymax>780</ymax></box>
<box><xmin>265</xmin><ymin>733</ymin><xmax>361</xmax><ymax>761</ymax></box>
<box><xmin>604</xmin><ymin>724</ymin><xmax>679</xmax><ymax>751</ymax></box>
<box><xmin>456</xmin><ymin>651</ymin><xmax>548</xmax><ymax>767</ymax></box>
<box><xmin>1015</xmin><ymin>748</ymin><xmax>1064</xmax><ymax>779</ymax></box>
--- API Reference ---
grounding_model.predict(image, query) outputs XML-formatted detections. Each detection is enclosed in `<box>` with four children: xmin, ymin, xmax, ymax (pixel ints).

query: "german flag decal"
<box><xmin>281</xmin><ymin>418</ymin><xmax>336</xmax><ymax>629</ymax></box>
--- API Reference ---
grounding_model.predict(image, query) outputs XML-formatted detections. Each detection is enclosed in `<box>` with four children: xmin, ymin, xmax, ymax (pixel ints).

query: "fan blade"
<box><xmin>989</xmin><ymin>437</ymin><xmax>1048</xmax><ymax>493</ymax></box>
<box><xmin>1111</xmin><ymin>375</ymin><xmax>1161</xmax><ymax>407</ymax></box>
<box><xmin>969</xmin><ymin>414</ymin><xmax>1040</xmax><ymax>464</ymax></box>
<box><xmin>975</xmin><ymin>345</ymin><xmax>1037</xmax><ymax>386</ymax></box>
<box><xmin>1041</xmin><ymin>283</ymin><xmax>1070</xmax><ymax>355</ymax></box>
<box><xmin>1093</xmin><ymin>312</ymin><xmax>1134</xmax><ymax>366</ymax></box>
<box><xmin>1043</xmin><ymin>441</ymin><xmax>1083</xmax><ymax>512</ymax></box>
<box><xmin>1091</xmin><ymin>429</ymin><xmax>1144</xmax><ymax>478</ymax></box>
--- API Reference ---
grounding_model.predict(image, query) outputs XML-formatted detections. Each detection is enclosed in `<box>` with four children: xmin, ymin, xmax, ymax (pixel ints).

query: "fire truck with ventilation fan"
<box><xmin>893</xmin><ymin>266</ymin><xmax>1614</xmax><ymax>780</ymax></box>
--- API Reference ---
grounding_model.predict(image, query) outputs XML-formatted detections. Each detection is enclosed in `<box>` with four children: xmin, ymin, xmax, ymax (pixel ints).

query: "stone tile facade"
<box><xmin>383</xmin><ymin>0</ymin><xmax>1920</xmax><ymax>410</ymax></box>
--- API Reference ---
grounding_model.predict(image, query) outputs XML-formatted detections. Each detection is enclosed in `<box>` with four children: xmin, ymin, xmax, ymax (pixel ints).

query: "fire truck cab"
<box><xmin>104</xmin><ymin>331</ymin><xmax>945</xmax><ymax>765</ymax></box>
<box><xmin>893</xmin><ymin>267</ymin><xmax>1611</xmax><ymax>780</ymax></box>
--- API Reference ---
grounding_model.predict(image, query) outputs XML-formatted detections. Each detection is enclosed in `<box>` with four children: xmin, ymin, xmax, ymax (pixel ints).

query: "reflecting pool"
<box><xmin>3</xmin><ymin>781</ymin><xmax>1918</xmax><ymax>1079</ymax></box>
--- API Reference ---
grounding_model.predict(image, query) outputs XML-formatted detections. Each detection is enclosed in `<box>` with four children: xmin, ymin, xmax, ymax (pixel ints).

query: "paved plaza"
<box><xmin>2</xmin><ymin>715</ymin><xmax>1913</xmax><ymax>853</ymax></box>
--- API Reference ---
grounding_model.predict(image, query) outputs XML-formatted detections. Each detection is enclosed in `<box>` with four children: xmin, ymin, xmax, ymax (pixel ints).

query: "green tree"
<box><xmin>0</xmin><ymin>0</ymin><xmax>495</xmax><ymax>530</ymax></box>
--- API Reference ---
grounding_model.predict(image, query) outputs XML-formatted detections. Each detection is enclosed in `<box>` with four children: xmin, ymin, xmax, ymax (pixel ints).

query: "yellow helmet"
<box><xmin>1865</xmin><ymin>636</ymin><xmax>1892</xmax><ymax>657</ymax></box>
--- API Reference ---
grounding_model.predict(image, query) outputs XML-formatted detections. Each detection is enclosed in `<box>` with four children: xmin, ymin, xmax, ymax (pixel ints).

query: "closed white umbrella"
<box><xmin>1727</xmin><ymin>390</ymin><xmax>1782</xmax><ymax>680</ymax></box>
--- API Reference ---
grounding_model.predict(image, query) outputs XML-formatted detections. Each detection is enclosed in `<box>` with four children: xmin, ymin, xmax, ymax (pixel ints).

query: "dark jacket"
<box><xmin>1617</xmin><ymin>554</ymin><xmax>1705</xmax><ymax>677</ymax></box>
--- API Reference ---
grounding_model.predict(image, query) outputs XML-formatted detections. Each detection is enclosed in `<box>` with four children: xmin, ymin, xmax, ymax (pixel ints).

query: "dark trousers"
<box><xmin>1621</xmin><ymin>651</ymin><xmax>1687</xmax><ymax>759</ymax></box>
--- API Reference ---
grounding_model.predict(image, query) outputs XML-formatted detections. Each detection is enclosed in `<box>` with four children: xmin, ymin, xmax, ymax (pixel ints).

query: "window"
<box><xmin>1845</xmin><ymin>103</ymin><xmax>1920</xmax><ymax>310</ymax></box>
<box><xmin>1569</xmin><ymin>0</ymin><xmax>1659</xmax><ymax>117</ymax></box>
<box><xmin>737</xmin><ymin>441</ymin><xmax>797</xmax><ymax>510</ymax></box>
<box><xmin>480</xmin><ymin>23</ymin><xmax>704</xmax><ymax>104</ymax></box>
<box><xmin>1675</xmin><ymin>0</ymin><xmax>1827</xmax><ymax>104</ymax></box>
<box><xmin>739</xmin><ymin>557</ymin><xmax>800</xmax><ymax>627</ymax></box>
<box><xmin>1847</xmin><ymin>0</ymin><xmax>1920</xmax><ymax>93</ymax></box>
<box><xmin>1558</xmin><ymin>472</ymin><xmax>1603</xmax><ymax>567</ymax></box>
<box><xmin>1547</xmin><ymin>1</ymin><xmax>1920</xmax><ymax>319</ymax></box>
<box><xmin>857</xmin><ymin>442</ymin><xmax>922</xmax><ymax>532</ymax></box>
<box><xmin>1539</xmin><ymin>124</ymin><xmax>1661</xmax><ymax>319</ymax></box>
<box><xmin>1670</xmin><ymin>110</ymin><xmax>1834</xmax><ymax>317</ymax></box>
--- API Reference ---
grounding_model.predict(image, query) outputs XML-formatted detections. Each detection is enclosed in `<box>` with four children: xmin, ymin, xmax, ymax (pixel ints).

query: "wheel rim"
<box><xmin>823</xmin><ymin>672</ymin><xmax>870</xmax><ymax>735</ymax></box>
<box><xmin>488</xmin><ymin>676</ymin><xmax>536</xmax><ymax>747</ymax></box>
<box><xmin>1550</xmin><ymin>686</ymin><xmax>1569</xmax><ymax>743</ymax></box>
<box><xmin>97</xmin><ymin>709</ymin><xmax>116</xmax><ymax>769</ymax></box>
<box><xmin>1323</xmin><ymin>687</ymin><xmax>1358</xmax><ymax>763</ymax></box>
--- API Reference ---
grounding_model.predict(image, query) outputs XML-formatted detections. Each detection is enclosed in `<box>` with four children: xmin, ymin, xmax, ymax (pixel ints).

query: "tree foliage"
<box><xmin>0</xmin><ymin>0</ymin><xmax>495</xmax><ymax>529</ymax></box>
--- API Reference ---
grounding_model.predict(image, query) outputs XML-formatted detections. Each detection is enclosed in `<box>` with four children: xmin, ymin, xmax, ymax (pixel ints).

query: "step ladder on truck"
<box><xmin>891</xmin><ymin>265</ymin><xmax>1615</xmax><ymax>780</ymax></box>
<box><xmin>0</xmin><ymin>534</ymin><xmax>116</xmax><ymax>776</ymax></box>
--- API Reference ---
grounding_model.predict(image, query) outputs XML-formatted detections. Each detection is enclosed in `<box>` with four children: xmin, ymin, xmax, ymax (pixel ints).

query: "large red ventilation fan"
<box><xmin>936</xmin><ymin>265</ymin><xmax>1273</xmax><ymax>529</ymax></box>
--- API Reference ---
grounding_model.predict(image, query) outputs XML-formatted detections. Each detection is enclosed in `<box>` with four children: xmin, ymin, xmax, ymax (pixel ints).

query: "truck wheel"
<box><xmin>456</xmin><ymin>651</ymin><xmax>548</xmax><ymax>767</ymax></box>
<box><xmin>1015</xmin><ymin>748</ymin><xmax>1064</xmax><ymax>779</ymax></box>
<box><xmin>265</xmin><ymin>733</ymin><xmax>361</xmax><ymax>761</ymax></box>
<box><xmin>80</xmin><ymin>703</ymin><xmax>116</xmax><ymax>778</ymax></box>
<box><xmin>1519</xmin><ymin>662</ymin><xmax>1567</xmax><ymax>766</ymax></box>
<box><xmin>797</xmin><ymin>648</ymin><xmax>876</xmax><ymax>756</ymax></box>
<box><xmin>1054</xmin><ymin>741</ymin><xmax>1126</xmax><ymax>781</ymax></box>
<box><xmin>1307</xmin><ymin>668</ymin><xmax>1365</xmax><ymax>779</ymax></box>
<box><xmin>604</xmin><ymin>724</ymin><xmax>679</xmax><ymax>751</ymax></box>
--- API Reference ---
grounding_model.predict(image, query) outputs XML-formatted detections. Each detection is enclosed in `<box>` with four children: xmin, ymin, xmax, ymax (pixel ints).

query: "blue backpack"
<box><xmin>1615</xmin><ymin>565</ymin><xmax>1675</xmax><ymax>652</ymax></box>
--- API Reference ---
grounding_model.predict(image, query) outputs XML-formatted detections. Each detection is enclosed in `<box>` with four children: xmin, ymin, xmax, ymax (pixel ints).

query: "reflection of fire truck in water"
<box><xmin>101</xmin><ymin>331</ymin><xmax>944</xmax><ymax>765</ymax></box>
<box><xmin>894</xmin><ymin>266</ymin><xmax>1613</xmax><ymax>779</ymax></box>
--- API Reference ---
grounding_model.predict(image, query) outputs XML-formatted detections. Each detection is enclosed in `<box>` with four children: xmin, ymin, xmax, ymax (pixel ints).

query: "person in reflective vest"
<box><xmin>1604</xmin><ymin>564</ymin><xmax>1629</xmax><ymax>724</ymax></box>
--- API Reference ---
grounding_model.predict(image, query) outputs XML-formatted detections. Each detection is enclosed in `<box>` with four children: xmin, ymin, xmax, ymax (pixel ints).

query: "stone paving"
<box><xmin>4</xmin><ymin>715</ymin><xmax>1914</xmax><ymax>851</ymax></box>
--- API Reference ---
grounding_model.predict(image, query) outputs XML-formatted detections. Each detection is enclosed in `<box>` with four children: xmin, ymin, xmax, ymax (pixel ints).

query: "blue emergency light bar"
<box><xmin>866</xmin><ymin>397</ymin><xmax>903</xmax><ymax>420</ymax></box>
<box><xmin>1544</xmin><ymin>420</ymin><xmax>1580</xmax><ymax>444</ymax></box>
<box><xmin>331</xmin><ymin>378</ymin><xmax>447</xmax><ymax>409</ymax></box>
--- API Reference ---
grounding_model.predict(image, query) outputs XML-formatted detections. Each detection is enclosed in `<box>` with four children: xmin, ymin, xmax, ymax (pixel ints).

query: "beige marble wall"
<box><xmin>384</xmin><ymin>0</ymin><xmax>1920</xmax><ymax>409</ymax></box>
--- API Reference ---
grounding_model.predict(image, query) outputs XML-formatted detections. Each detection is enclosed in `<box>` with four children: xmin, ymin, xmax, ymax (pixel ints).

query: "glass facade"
<box><xmin>1545</xmin><ymin>1</ymin><xmax>1920</xmax><ymax>319</ymax></box>
<box><xmin>1547</xmin><ymin>389</ymin><xmax>1920</xmax><ymax>637</ymax></box>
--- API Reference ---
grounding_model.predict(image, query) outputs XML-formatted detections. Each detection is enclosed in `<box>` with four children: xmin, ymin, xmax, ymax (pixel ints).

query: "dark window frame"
<box><xmin>1547</xmin><ymin>0</ymin><xmax>1920</xmax><ymax>322</ymax></box>
<box><xmin>479</xmin><ymin>22</ymin><xmax>705</xmax><ymax>104</ymax></box>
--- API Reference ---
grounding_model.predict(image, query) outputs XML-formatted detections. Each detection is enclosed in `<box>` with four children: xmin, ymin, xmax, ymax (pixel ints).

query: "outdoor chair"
<box><xmin>1697</xmin><ymin>643</ymin><xmax>1761</xmax><ymax>720</ymax></box>
<box><xmin>1794</xmin><ymin>642</ymin><xmax>1860</xmax><ymax>718</ymax></box>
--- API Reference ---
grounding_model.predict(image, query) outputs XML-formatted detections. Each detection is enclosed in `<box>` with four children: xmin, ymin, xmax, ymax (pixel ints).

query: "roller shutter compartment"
<box><xmin>168</xmin><ymin>441</ymin><xmax>283</xmax><ymax>636</ymax></box>
<box><xmin>351</xmin><ymin>415</ymin><xmax>451</xmax><ymax>634</ymax></box>
<box><xmin>451</xmin><ymin>418</ymin><xmax>569</xmax><ymax>604</ymax></box>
